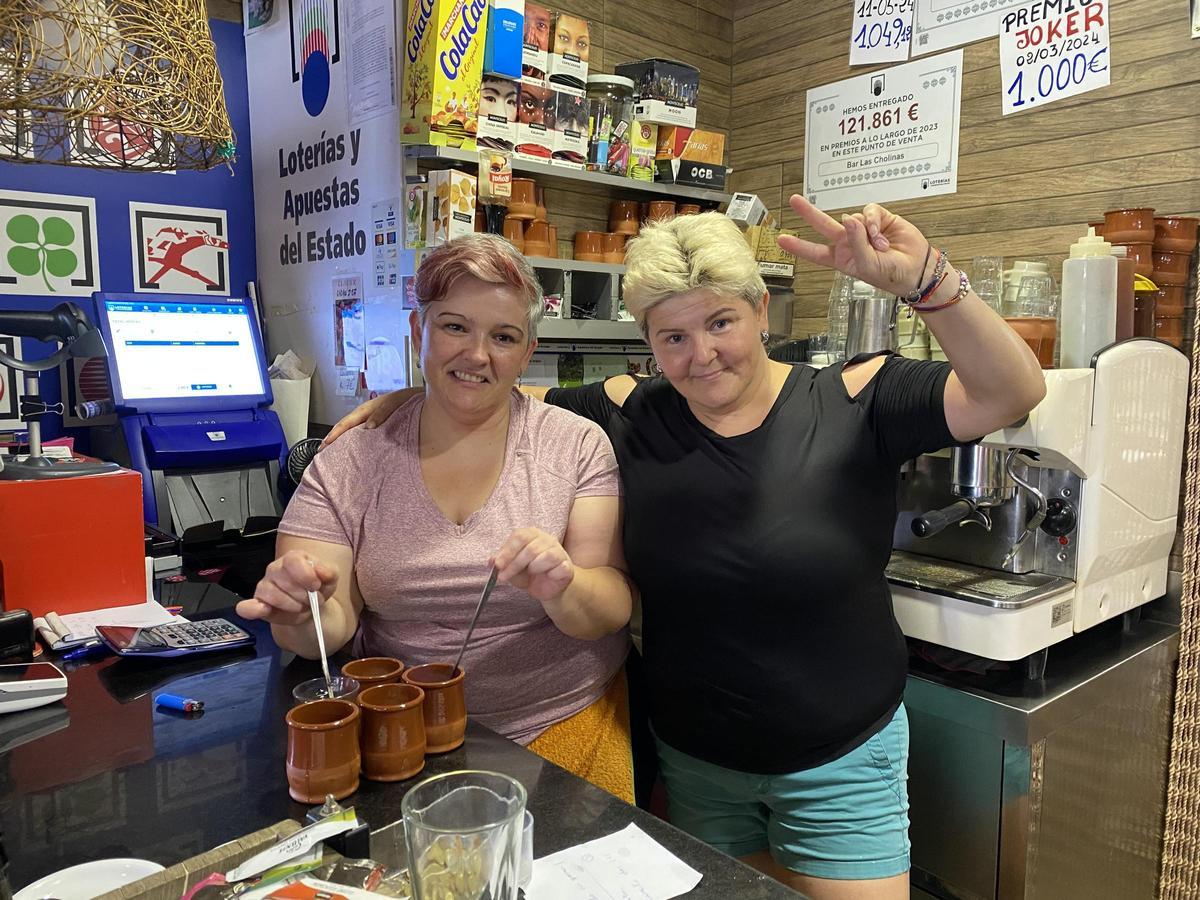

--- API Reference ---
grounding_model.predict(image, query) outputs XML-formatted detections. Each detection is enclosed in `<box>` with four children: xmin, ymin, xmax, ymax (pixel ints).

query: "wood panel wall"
<box><xmin>728</xmin><ymin>0</ymin><xmax>1200</xmax><ymax>340</ymax></box>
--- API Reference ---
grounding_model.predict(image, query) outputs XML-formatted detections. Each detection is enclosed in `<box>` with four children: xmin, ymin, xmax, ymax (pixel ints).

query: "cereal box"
<box><xmin>425</xmin><ymin>170</ymin><xmax>478</xmax><ymax>246</ymax></box>
<box><xmin>401</xmin><ymin>0</ymin><xmax>490</xmax><ymax>149</ymax></box>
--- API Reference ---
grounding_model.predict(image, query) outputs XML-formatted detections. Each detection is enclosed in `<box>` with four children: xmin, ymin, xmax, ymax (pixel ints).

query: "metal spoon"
<box><xmin>307</xmin><ymin>590</ymin><xmax>334</xmax><ymax>699</ymax></box>
<box><xmin>453</xmin><ymin>566</ymin><xmax>499</xmax><ymax>675</ymax></box>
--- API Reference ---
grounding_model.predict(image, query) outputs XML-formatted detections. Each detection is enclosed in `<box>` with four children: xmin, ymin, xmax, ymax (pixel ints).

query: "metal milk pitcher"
<box><xmin>845</xmin><ymin>288</ymin><xmax>899</xmax><ymax>357</ymax></box>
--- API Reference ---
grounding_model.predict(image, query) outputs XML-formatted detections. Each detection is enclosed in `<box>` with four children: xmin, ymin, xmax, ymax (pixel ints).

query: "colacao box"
<box><xmin>401</xmin><ymin>0</ymin><xmax>490</xmax><ymax>149</ymax></box>
<box><xmin>484</xmin><ymin>0</ymin><xmax>523</xmax><ymax>79</ymax></box>
<box><xmin>521</xmin><ymin>2</ymin><xmax>551</xmax><ymax>82</ymax></box>
<box><xmin>547</xmin><ymin>12</ymin><xmax>590</xmax><ymax>83</ymax></box>
<box><xmin>615</xmin><ymin>57</ymin><xmax>699</xmax><ymax>128</ymax></box>
<box><xmin>653</xmin><ymin>126</ymin><xmax>727</xmax><ymax>189</ymax></box>
<box><xmin>425</xmin><ymin>170</ymin><xmax>477</xmax><ymax>247</ymax></box>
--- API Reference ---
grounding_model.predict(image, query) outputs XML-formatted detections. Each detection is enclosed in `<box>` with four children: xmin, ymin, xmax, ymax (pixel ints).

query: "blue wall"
<box><xmin>0</xmin><ymin>19</ymin><xmax>257</xmax><ymax>441</ymax></box>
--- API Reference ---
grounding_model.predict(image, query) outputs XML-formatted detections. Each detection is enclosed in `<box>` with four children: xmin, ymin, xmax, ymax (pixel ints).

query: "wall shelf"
<box><xmin>537</xmin><ymin>318</ymin><xmax>642</xmax><ymax>342</ymax></box>
<box><xmin>410</xmin><ymin>145</ymin><xmax>731</xmax><ymax>205</ymax></box>
<box><xmin>528</xmin><ymin>256</ymin><xmax>626</xmax><ymax>275</ymax></box>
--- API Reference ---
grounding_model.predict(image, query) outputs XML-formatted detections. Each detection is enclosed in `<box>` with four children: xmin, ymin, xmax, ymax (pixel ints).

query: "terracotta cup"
<box><xmin>525</xmin><ymin>220</ymin><xmax>552</xmax><ymax>257</ymax></box>
<box><xmin>609</xmin><ymin>200</ymin><xmax>639</xmax><ymax>235</ymax></box>
<box><xmin>574</xmin><ymin>230</ymin><xmax>604</xmax><ymax>262</ymax></box>
<box><xmin>402</xmin><ymin>663</ymin><xmax>467</xmax><ymax>753</ymax></box>
<box><xmin>509</xmin><ymin>179</ymin><xmax>537</xmax><ymax>220</ymax></box>
<box><xmin>285</xmin><ymin>699</ymin><xmax>361</xmax><ymax>803</ymax></box>
<box><xmin>678</xmin><ymin>204</ymin><xmax>701</xmax><ymax>216</ymax></box>
<box><xmin>1113</xmin><ymin>242</ymin><xmax>1154</xmax><ymax>278</ymax></box>
<box><xmin>1154</xmin><ymin>315</ymin><xmax>1185</xmax><ymax>346</ymax></box>
<box><xmin>1104</xmin><ymin>207</ymin><xmax>1155</xmax><ymax>243</ymax></box>
<box><xmin>547</xmin><ymin>224</ymin><xmax>559</xmax><ymax>258</ymax></box>
<box><xmin>474</xmin><ymin>205</ymin><xmax>485</xmax><ymax>233</ymax></box>
<box><xmin>602</xmin><ymin>232</ymin><xmax>626</xmax><ymax>264</ymax></box>
<box><xmin>535</xmin><ymin>185</ymin><xmax>548</xmax><ymax>223</ymax></box>
<box><xmin>646</xmin><ymin>200</ymin><xmax>676</xmax><ymax>223</ymax></box>
<box><xmin>358</xmin><ymin>683</ymin><xmax>427</xmax><ymax>782</ymax></box>
<box><xmin>1153</xmin><ymin>249</ymin><xmax>1190</xmax><ymax>286</ymax></box>
<box><xmin>503</xmin><ymin>216</ymin><xmax>525</xmax><ymax>252</ymax></box>
<box><xmin>341</xmin><ymin>656</ymin><xmax>405</xmax><ymax>691</ymax></box>
<box><xmin>1154</xmin><ymin>216</ymin><xmax>1199</xmax><ymax>253</ymax></box>
<box><xmin>1088</xmin><ymin>221</ymin><xmax>1105</xmax><ymax>237</ymax></box>
<box><xmin>1153</xmin><ymin>285</ymin><xmax>1186</xmax><ymax>317</ymax></box>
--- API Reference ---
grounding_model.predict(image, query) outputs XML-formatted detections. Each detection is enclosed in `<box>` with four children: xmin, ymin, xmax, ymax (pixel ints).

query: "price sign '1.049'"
<box><xmin>850</xmin><ymin>0</ymin><xmax>915</xmax><ymax>65</ymax></box>
<box><xmin>999</xmin><ymin>0</ymin><xmax>1110</xmax><ymax>116</ymax></box>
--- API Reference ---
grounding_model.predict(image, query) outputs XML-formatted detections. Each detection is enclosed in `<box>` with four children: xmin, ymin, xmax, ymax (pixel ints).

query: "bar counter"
<box><xmin>0</xmin><ymin>610</ymin><xmax>797</xmax><ymax>898</ymax></box>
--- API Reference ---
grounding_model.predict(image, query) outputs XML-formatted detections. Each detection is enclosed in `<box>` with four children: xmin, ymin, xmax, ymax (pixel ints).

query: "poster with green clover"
<box><xmin>0</xmin><ymin>190</ymin><xmax>100</xmax><ymax>297</ymax></box>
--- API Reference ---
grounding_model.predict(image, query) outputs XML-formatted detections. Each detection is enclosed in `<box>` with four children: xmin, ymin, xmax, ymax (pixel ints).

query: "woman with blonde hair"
<box><xmin>240</xmin><ymin>234</ymin><xmax>636</xmax><ymax>801</ymax></box>
<box><xmin>325</xmin><ymin>197</ymin><xmax>1046</xmax><ymax>899</ymax></box>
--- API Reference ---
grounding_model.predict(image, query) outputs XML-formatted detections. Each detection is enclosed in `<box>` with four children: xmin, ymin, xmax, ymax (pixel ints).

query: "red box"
<box><xmin>0</xmin><ymin>468</ymin><xmax>145</xmax><ymax>617</ymax></box>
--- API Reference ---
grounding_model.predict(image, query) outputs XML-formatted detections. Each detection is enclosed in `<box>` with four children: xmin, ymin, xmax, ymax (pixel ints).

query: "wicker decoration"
<box><xmin>0</xmin><ymin>0</ymin><xmax>235</xmax><ymax>171</ymax></box>
<box><xmin>1160</xmin><ymin>248</ymin><xmax>1200</xmax><ymax>898</ymax></box>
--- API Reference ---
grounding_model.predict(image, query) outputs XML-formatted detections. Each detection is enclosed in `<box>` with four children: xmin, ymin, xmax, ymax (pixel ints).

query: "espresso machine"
<box><xmin>888</xmin><ymin>339</ymin><xmax>1189</xmax><ymax>676</ymax></box>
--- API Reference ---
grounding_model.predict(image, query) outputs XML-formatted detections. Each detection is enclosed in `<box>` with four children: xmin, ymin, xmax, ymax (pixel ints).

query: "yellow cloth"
<box><xmin>527</xmin><ymin>669</ymin><xmax>635</xmax><ymax>804</ymax></box>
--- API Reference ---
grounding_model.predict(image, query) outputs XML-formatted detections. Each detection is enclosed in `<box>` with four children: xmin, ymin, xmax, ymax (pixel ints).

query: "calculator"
<box><xmin>96</xmin><ymin>618</ymin><xmax>255</xmax><ymax>658</ymax></box>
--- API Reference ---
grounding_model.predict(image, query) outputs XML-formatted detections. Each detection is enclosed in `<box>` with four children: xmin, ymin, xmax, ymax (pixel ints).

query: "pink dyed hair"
<box><xmin>414</xmin><ymin>234</ymin><xmax>544</xmax><ymax>340</ymax></box>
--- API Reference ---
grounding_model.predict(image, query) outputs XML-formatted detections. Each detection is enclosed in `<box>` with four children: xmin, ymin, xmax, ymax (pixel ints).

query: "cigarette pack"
<box><xmin>484</xmin><ymin>0</ymin><xmax>524</xmax><ymax>80</ymax></box>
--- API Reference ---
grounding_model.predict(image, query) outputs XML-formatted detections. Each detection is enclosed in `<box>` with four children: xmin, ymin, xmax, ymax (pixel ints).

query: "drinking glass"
<box><xmin>972</xmin><ymin>256</ymin><xmax>1004</xmax><ymax>312</ymax></box>
<box><xmin>403</xmin><ymin>770</ymin><xmax>527</xmax><ymax>900</ymax></box>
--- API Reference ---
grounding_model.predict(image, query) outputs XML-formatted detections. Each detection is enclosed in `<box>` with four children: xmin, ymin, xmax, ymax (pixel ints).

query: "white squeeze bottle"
<box><xmin>1059</xmin><ymin>227</ymin><xmax>1117</xmax><ymax>368</ymax></box>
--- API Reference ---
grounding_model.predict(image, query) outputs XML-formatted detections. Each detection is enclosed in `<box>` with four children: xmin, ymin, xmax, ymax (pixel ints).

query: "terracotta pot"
<box><xmin>1153</xmin><ymin>285</ymin><xmax>1186</xmax><ymax>317</ymax></box>
<box><xmin>1004</xmin><ymin>317</ymin><xmax>1057</xmax><ymax>369</ymax></box>
<box><xmin>1153</xmin><ymin>249</ymin><xmax>1190</xmax><ymax>286</ymax></box>
<box><xmin>524</xmin><ymin>220</ymin><xmax>552</xmax><ymax>257</ymax></box>
<box><xmin>358</xmin><ymin>683</ymin><xmax>427</xmax><ymax>782</ymax></box>
<box><xmin>286</xmin><ymin>699</ymin><xmax>361</xmax><ymax>803</ymax></box>
<box><xmin>602</xmin><ymin>232</ymin><xmax>626</xmax><ymax>264</ymax></box>
<box><xmin>547</xmin><ymin>224</ymin><xmax>558</xmax><ymax>258</ymax></box>
<box><xmin>646</xmin><ymin>200</ymin><xmax>676</xmax><ymax>224</ymax></box>
<box><xmin>474</xmin><ymin>205</ymin><xmax>485</xmax><ymax>233</ymax></box>
<box><xmin>402</xmin><ymin>663</ymin><xmax>467</xmax><ymax>753</ymax></box>
<box><xmin>1154</xmin><ymin>216</ymin><xmax>1199</xmax><ymax>253</ymax></box>
<box><xmin>678</xmin><ymin>204</ymin><xmax>701</xmax><ymax>216</ymax></box>
<box><xmin>609</xmin><ymin>200</ymin><xmax>639</xmax><ymax>235</ymax></box>
<box><xmin>341</xmin><ymin>657</ymin><xmax>405</xmax><ymax>691</ymax></box>
<box><xmin>534</xmin><ymin>185</ymin><xmax>548</xmax><ymax>223</ymax></box>
<box><xmin>574</xmin><ymin>230</ymin><xmax>604</xmax><ymax>262</ymax></box>
<box><xmin>1112</xmin><ymin>242</ymin><xmax>1154</xmax><ymax>278</ymax></box>
<box><xmin>509</xmin><ymin>178</ymin><xmax>537</xmax><ymax>220</ymax></box>
<box><xmin>1104</xmin><ymin>207</ymin><xmax>1155</xmax><ymax>243</ymax></box>
<box><xmin>1154</xmin><ymin>316</ymin><xmax>1185</xmax><ymax>342</ymax></box>
<box><xmin>503</xmin><ymin>216</ymin><xmax>525</xmax><ymax>252</ymax></box>
<box><xmin>1088</xmin><ymin>220</ymin><xmax>1105</xmax><ymax>237</ymax></box>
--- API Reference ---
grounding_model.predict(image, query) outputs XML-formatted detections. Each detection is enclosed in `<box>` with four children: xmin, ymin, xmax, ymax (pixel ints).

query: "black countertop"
<box><xmin>0</xmin><ymin>594</ymin><xmax>797</xmax><ymax>898</ymax></box>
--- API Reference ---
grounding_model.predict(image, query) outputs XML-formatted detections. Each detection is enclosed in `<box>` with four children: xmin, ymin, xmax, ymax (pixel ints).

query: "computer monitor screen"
<box><xmin>102</xmin><ymin>298</ymin><xmax>268</xmax><ymax>406</ymax></box>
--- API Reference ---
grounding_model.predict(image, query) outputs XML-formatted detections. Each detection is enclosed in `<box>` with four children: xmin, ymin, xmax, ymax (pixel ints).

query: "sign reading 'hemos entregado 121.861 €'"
<box><xmin>803</xmin><ymin>49</ymin><xmax>963</xmax><ymax>212</ymax></box>
<box><xmin>999</xmin><ymin>0</ymin><xmax>1111</xmax><ymax>116</ymax></box>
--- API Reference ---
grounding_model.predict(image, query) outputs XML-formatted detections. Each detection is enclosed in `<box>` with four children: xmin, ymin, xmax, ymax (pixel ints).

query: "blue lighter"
<box><xmin>155</xmin><ymin>693</ymin><xmax>204</xmax><ymax>712</ymax></box>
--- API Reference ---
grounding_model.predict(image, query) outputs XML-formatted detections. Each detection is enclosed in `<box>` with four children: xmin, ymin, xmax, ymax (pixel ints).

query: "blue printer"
<box><xmin>91</xmin><ymin>293</ymin><xmax>288</xmax><ymax>536</ymax></box>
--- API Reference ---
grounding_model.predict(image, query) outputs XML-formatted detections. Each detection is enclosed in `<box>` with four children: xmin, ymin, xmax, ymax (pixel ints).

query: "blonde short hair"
<box><xmin>622</xmin><ymin>212</ymin><xmax>766</xmax><ymax>334</ymax></box>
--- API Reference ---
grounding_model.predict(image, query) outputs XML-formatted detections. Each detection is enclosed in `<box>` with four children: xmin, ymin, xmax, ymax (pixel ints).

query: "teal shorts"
<box><xmin>655</xmin><ymin>704</ymin><xmax>910</xmax><ymax>881</ymax></box>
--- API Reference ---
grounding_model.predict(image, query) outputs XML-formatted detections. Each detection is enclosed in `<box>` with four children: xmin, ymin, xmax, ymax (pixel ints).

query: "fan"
<box><xmin>284</xmin><ymin>438</ymin><xmax>323</xmax><ymax>488</ymax></box>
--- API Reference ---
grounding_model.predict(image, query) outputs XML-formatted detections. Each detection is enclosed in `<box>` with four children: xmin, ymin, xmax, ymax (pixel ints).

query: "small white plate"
<box><xmin>15</xmin><ymin>858</ymin><xmax>165</xmax><ymax>900</ymax></box>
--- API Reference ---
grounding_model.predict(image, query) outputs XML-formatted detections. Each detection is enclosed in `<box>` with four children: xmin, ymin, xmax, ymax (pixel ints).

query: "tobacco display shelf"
<box><xmin>410</xmin><ymin>145</ymin><xmax>731</xmax><ymax>204</ymax></box>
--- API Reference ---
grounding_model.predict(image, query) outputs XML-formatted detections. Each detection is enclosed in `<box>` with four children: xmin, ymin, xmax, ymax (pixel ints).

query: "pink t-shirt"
<box><xmin>279</xmin><ymin>390</ymin><xmax>628</xmax><ymax>744</ymax></box>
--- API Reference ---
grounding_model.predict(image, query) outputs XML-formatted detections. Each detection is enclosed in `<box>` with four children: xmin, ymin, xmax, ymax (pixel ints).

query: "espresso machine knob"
<box><xmin>1040</xmin><ymin>498</ymin><xmax>1077</xmax><ymax>537</ymax></box>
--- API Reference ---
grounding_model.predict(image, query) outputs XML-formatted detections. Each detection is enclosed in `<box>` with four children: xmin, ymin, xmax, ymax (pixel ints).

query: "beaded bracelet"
<box><xmin>900</xmin><ymin>247</ymin><xmax>947</xmax><ymax>306</ymax></box>
<box><xmin>913</xmin><ymin>268</ymin><xmax>971</xmax><ymax>313</ymax></box>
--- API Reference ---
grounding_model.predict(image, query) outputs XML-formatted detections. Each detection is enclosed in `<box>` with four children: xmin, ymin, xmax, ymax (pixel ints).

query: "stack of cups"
<box><xmin>825</xmin><ymin>272</ymin><xmax>853</xmax><ymax>360</ymax></box>
<box><xmin>971</xmin><ymin>256</ymin><xmax>1004</xmax><ymax>313</ymax></box>
<box><xmin>897</xmin><ymin>309</ymin><xmax>930</xmax><ymax>360</ymax></box>
<box><xmin>1151</xmin><ymin>215</ymin><xmax>1197</xmax><ymax>349</ymax></box>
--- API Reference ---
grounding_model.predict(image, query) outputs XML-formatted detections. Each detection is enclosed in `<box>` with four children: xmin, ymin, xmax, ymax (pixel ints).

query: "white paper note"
<box><xmin>58</xmin><ymin>600</ymin><xmax>183</xmax><ymax>639</ymax></box>
<box><xmin>998</xmin><ymin>0</ymin><xmax>1110</xmax><ymax>116</ymax></box>
<box><xmin>803</xmin><ymin>49</ymin><xmax>964</xmax><ymax>211</ymax></box>
<box><xmin>526</xmin><ymin>823</ymin><xmax>703</xmax><ymax>900</ymax></box>
<box><xmin>913</xmin><ymin>0</ymin><xmax>1038</xmax><ymax>56</ymax></box>
<box><xmin>850</xmin><ymin>0</ymin><xmax>914</xmax><ymax>66</ymax></box>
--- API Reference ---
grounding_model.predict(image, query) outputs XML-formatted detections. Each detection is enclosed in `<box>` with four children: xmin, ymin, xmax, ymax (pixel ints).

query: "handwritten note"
<box><xmin>999</xmin><ymin>0</ymin><xmax>1110</xmax><ymax>116</ymax></box>
<box><xmin>526</xmin><ymin>823</ymin><xmax>702</xmax><ymax>900</ymax></box>
<box><xmin>850</xmin><ymin>0</ymin><xmax>914</xmax><ymax>66</ymax></box>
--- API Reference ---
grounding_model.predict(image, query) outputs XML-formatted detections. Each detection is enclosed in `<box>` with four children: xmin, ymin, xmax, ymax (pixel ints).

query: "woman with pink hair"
<box><xmin>239</xmin><ymin>234</ymin><xmax>635</xmax><ymax>800</ymax></box>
